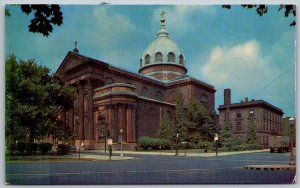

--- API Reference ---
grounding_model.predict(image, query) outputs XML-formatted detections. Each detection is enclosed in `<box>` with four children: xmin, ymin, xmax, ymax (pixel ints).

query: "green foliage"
<box><xmin>174</xmin><ymin>91</ymin><xmax>188</xmax><ymax>143</ymax></box>
<box><xmin>138</xmin><ymin>137</ymin><xmax>171</xmax><ymax>150</ymax></box>
<box><xmin>246</xmin><ymin>120</ymin><xmax>257</xmax><ymax>144</ymax></box>
<box><xmin>222</xmin><ymin>4</ymin><xmax>296</xmax><ymax>26</ymax></box>
<box><xmin>5</xmin><ymin>55</ymin><xmax>75</xmax><ymax>152</ymax></box>
<box><xmin>196</xmin><ymin>140</ymin><xmax>214</xmax><ymax>150</ymax></box>
<box><xmin>157</xmin><ymin>113</ymin><xmax>174</xmax><ymax>140</ymax></box>
<box><xmin>38</xmin><ymin>142</ymin><xmax>53</xmax><ymax>155</ymax></box>
<box><xmin>186</xmin><ymin>97</ymin><xmax>217</xmax><ymax>143</ymax></box>
<box><xmin>21</xmin><ymin>5</ymin><xmax>63</xmax><ymax>37</ymax></box>
<box><xmin>5</xmin><ymin>55</ymin><xmax>23</xmax><ymax>150</ymax></box>
<box><xmin>219</xmin><ymin>122</ymin><xmax>232</xmax><ymax>143</ymax></box>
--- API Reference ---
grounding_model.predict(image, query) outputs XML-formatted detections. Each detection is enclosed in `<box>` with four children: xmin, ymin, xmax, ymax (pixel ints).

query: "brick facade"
<box><xmin>55</xmin><ymin>52</ymin><xmax>216</xmax><ymax>150</ymax></box>
<box><xmin>218</xmin><ymin>89</ymin><xmax>284</xmax><ymax>148</ymax></box>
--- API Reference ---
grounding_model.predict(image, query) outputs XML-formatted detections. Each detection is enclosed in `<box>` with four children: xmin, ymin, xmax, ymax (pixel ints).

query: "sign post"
<box><xmin>107</xmin><ymin>139</ymin><xmax>113</xmax><ymax>160</ymax></box>
<box><xmin>175</xmin><ymin>133</ymin><xmax>179</xmax><ymax>156</ymax></box>
<box><xmin>214</xmin><ymin>134</ymin><xmax>218</xmax><ymax>156</ymax></box>
<box><xmin>120</xmin><ymin>129</ymin><xmax>123</xmax><ymax>157</ymax></box>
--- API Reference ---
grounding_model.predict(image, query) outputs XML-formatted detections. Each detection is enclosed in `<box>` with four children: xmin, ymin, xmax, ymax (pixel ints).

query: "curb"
<box><xmin>244</xmin><ymin>165</ymin><xmax>296</xmax><ymax>171</ymax></box>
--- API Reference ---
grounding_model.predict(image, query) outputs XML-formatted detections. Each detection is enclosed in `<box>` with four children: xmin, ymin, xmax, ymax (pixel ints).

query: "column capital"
<box><xmin>118</xmin><ymin>103</ymin><xmax>128</xmax><ymax>109</ymax></box>
<box><xmin>105</xmin><ymin>104</ymin><xmax>115</xmax><ymax>109</ymax></box>
<box><xmin>127</xmin><ymin>104</ymin><xmax>137</xmax><ymax>110</ymax></box>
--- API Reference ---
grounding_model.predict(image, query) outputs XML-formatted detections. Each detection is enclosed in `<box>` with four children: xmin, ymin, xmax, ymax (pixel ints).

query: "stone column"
<box><xmin>69</xmin><ymin>108</ymin><xmax>74</xmax><ymax>132</ymax></box>
<box><xmin>131</xmin><ymin>106</ymin><xmax>136</xmax><ymax>143</ymax></box>
<box><xmin>113</xmin><ymin>105</ymin><xmax>118</xmax><ymax>142</ymax></box>
<box><xmin>87</xmin><ymin>78</ymin><xmax>94</xmax><ymax>140</ymax></box>
<box><xmin>118</xmin><ymin>104</ymin><xmax>127</xmax><ymax>142</ymax></box>
<box><xmin>77</xmin><ymin>81</ymin><xmax>84</xmax><ymax>139</ymax></box>
<box><xmin>126</xmin><ymin>106</ymin><xmax>132</xmax><ymax>143</ymax></box>
<box><xmin>107</xmin><ymin>105</ymin><xmax>114</xmax><ymax>138</ymax></box>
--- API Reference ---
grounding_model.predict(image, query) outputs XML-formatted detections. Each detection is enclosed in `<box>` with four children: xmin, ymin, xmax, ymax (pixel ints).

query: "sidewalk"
<box><xmin>85</xmin><ymin>149</ymin><xmax>269</xmax><ymax>157</ymax></box>
<box><xmin>75</xmin><ymin>153</ymin><xmax>136</xmax><ymax>161</ymax></box>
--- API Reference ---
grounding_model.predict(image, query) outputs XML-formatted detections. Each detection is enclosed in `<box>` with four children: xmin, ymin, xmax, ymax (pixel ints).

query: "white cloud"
<box><xmin>90</xmin><ymin>7</ymin><xmax>138</xmax><ymax>66</ymax></box>
<box><xmin>198</xmin><ymin>39</ymin><xmax>278</xmax><ymax>98</ymax></box>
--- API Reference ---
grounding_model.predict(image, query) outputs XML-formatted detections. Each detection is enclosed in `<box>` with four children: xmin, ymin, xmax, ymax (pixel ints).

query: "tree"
<box><xmin>186</xmin><ymin>97</ymin><xmax>217</xmax><ymax>143</ymax></box>
<box><xmin>222</xmin><ymin>4</ymin><xmax>296</xmax><ymax>26</ymax></box>
<box><xmin>5</xmin><ymin>55</ymin><xmax>75</xmax><ymax>148</ymax></box>
<box><xmin>6</xmin><ymin>5</ymin><xmax>63</xmax><ymax>37</ymax></box>
<box><xmin>5</xmin><ymin>55</ymin><xmax>22</xmax><ymax>152</ymax></box>
<box><xmin>157</xmin><ymin>113</ymin><xmax>174</xmax><ymax>141</ymax></box>
<box><xmin>246</xmin><ymin>120</ymin><xmax>257</xmax><ymax>144</ymax></box>
<box><xmin>174</xmin><ymin>91</ymin><xmax>187</xmax><ymax>143</ymax></box>
<box><xmin>219</xmin><ymin>121</ymin><xmax>233</xmax><ymax>145</ymax></box>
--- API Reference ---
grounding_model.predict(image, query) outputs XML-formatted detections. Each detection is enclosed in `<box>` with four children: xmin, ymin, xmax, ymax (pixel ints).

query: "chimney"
<box><xmin>245</xmin><ymin>97</ymin><xmax>248</xmax><ymax>102</ymax></box>
<box><xmin>224</xmin><ymin>88</ymin><xmax>231</xmax><ymax>105</ymax></box>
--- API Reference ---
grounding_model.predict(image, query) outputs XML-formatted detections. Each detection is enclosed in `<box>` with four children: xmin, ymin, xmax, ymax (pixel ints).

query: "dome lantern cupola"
<box><xmin>139</xmin><ymin>11</ymin><xmax>187</xmax><ymax>81</ymax></box>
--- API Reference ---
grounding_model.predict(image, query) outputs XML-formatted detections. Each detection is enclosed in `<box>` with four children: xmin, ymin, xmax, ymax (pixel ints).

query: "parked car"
<box><xmin>69</xmin><ymin>145</ymin><xmax>77</xmax><ymax>153</ymax></box>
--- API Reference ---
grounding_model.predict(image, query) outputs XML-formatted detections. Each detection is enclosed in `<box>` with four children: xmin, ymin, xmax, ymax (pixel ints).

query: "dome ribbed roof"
<box><xmin>139</xmin><ymin>11</ymin><xmax>186</xmax><ymax>69</ymax></box>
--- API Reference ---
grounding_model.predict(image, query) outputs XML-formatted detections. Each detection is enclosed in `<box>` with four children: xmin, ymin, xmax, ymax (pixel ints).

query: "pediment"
<box><xmin>55</xmin><ymin>51</ymin><xmax>88</xmax><ymax>76</ymax></box>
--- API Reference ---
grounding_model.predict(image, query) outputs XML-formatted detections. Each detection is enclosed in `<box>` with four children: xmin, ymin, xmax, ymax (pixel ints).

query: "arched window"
<box><xmin>155</xmin><ymin>91</ymin><xmax>162</xmax><ymax>101</ymax></box>
<box><xmin>200</xmin><ymin>94</ymin><xmax>208</xmax><ymax>110</ymax></box>
<box><xmin>179</xmin><ymin>55</ymin><xmax>184</xmax><ymax>65</ymax></box>
<box><xmin>168</xmin><ymin>52</ymin><xmax>175</xmax><ymax>62</ymax></box>
<box><xmin>145</xmin><ymin>54</ymin><xmax>151</xmax><ymax>65</ymax></box>
<box><xmin>155</xmin><ymin>52</ymin><xmax>163</xmax><ymax>62</ymax></box>
<box><xmin>148</xmin><ymin>108</ymin><xmax>158</xmax><ymax>137</ymax></box>
<box><xmin>168</xmin><ymin>91</ymin><xmax>176</xmax><ymax>103</ymax></box>
<box><xmin>141</xmin><ymin>87</ymin><xmax>148</xmax><ymax>97</ymax></box>
<box><xmin>105</xmin><ymin>78</ymin><xmax>114</xmax><ymax>85</ymax></box>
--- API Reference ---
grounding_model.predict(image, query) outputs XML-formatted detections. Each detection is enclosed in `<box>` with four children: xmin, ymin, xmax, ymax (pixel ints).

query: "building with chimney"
<box><xmin>218</xmin><ymin>89</ymin><xmax>284</xmax><ymax>147</ymax></box>
<box><xmin>55</xmin><ymin>12</ymin><xmax>216</xmax><ymax>150</ymax></box>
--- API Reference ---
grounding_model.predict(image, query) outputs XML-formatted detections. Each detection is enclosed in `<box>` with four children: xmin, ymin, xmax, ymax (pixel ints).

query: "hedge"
<box><xmin>138</xmin><ymin>137</ymin><xmax>171</xmax><ymax>150</ymax></box>
<box><xmin>38</xmin><ymin>142</ymin><xmax>53</xmax><ymax>155</ymax></box>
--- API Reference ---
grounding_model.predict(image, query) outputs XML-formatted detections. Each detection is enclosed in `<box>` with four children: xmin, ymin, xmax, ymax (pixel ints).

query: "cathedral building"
<box><xmin>55</xmin><ymin>12</ymin><xmax>216</xmax><ymax>150</ymax></box>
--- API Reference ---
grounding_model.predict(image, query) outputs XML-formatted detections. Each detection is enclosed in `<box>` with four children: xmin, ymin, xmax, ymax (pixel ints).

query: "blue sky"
<box><xmin>5</xmin><ymin>5</ymin><xmax>296</xmax><ymax>116</ymax></box>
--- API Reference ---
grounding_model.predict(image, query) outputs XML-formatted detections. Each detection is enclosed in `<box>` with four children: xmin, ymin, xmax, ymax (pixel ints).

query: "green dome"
<box><xmin>139</xmin><ymin>12</ymin><xmax>186</xmax><ymax>69</ymax></box>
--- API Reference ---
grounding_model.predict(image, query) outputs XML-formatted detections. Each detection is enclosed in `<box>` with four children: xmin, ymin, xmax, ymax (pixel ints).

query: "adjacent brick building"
<box><xmin>55</xmin><ymin>12</ymin><xmax>216</xmax><ymax>150</ymax></box>
<box><xmin>218</xmin><ymin>89</ymin><xmax>284</xmax><ymax>147</ymax></box>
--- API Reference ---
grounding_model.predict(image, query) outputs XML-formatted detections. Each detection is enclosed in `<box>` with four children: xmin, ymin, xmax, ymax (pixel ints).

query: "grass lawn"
<box><xmin>5</xmin><ymin>153</ymin><xmax>95</xmax><ymax>163</ymax></box>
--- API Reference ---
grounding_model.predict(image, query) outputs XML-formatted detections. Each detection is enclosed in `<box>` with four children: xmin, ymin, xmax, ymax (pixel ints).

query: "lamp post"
<box><xmin>120</xmin><ymin>129</ymin><xmax>123</xmax><ymax>157</ymax></box>
<box><xmin>175</xmin><ymin>133</ymin><xmax>179</xmax><ymax>156</ymax></box>
<box><xmin>289</xmin><ymin>117</ymin><xmax>295</xmax><ymax>165</ymax></box>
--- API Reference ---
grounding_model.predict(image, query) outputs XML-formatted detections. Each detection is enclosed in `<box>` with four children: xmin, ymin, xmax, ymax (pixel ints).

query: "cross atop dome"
<box><xmin>160</xmin><ymin>11</ymin><xmax>165</xmax><ymax>29</ymax></box>
<box><xmin>73</xmin><ymin>41</ymin><xmax>79</xmax><ymax>53</ymax></box>
<box><xmin>139</xmin><ymin>11</ymin><xmax>187</xmax><ymax>81</ymax></box>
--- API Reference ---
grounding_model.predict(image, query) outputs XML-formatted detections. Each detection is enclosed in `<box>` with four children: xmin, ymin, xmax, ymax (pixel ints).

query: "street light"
<box><xmin>120</xmin><ymin>129</ymin><xmax>123</xmax><ymax>157</ymax></box>
<box><xmin>289</xmin><ymin>117</ymin><xmax>295</xmax><ymax>166</ymax></box>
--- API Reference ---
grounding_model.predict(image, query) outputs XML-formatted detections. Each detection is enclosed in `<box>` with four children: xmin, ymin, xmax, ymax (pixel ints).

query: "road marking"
<box><xmin>6</xmin><ymin>167</ymin><xmax>242</xmax><ymax>177</ymax></box>
<box><xmin>199</xmin><ymin>158</ymin><xmax>288</xmax><ymax>163</ymax></box>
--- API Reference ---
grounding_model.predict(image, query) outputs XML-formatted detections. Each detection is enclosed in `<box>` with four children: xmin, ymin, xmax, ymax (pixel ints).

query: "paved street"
<box><xmin>6</xmin><ymin>151</ymin><xmax>295</xmax><ymax>184</ymax></box>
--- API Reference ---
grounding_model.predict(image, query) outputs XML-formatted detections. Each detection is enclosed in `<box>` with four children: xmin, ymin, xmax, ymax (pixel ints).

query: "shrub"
<box><xmin>57</xmin><ymin>144</ymin><xmax>70</xmax><ymax>155</ymax></box>
<box><xmin>27</xmin><ymin>143</ymin><xmax>38</xmax><ymax>154</ymax></box>
<box><xmin>196</xmin><ymin>141</ymin><xmax>214</xmax><ymax>151</ymax></box>
<box><xmin>138</xmin><ymin>137</ymin><xmax>171</xmax><ymax>150</ymax></box>
<box><xmin>244</xmin><ymin>144</ymin><xmax>261</xmax><ymax>150</ymax></box>
<box><xmin>16</xmin><ymin>142</ymin><xmax>26</xmax><ymax>154</ymax></box>
<box><xmin>38</xmin><ymin>143</ymin><xmax>53</xmax><ymax>155</ymax></box>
